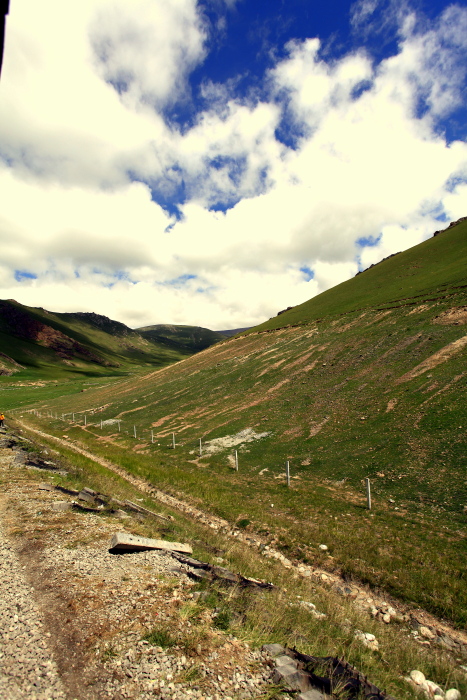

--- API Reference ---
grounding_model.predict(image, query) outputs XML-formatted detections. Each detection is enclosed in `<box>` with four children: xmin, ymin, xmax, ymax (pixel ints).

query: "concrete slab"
<box><xmin>297</xmin><ymin>690</ymin><xmax>327</xmax><ymax>700</ymax></box>
<box><xmin>273</xmin><ymin>667</ymin><xmax>311</xmax><ymax>692</ymax></box>
<box><xmin>110</xmin><ymin>532</ymin><xmax>192</xmax><ymax>554</ymax></box>
<box><xmin>78</xmin><ymin>490</ymin><xmax>96</xmax><ymax>504</ymax></box>
<box><xmin>262</xmin><ymin>643</ymin><xmax>285</xmax><ymax>657</ymax></box>
<box><xmin>51</xmin><ymin>501</ymin><xmax>73</xmax><ymax>512</ymax></box>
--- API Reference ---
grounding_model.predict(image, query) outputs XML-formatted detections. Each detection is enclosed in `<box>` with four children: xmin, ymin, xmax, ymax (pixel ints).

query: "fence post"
<box><xmin>366</xmin><ymin>478</ymin><xmax>371</xmax><ymax>510</ymax></box>
<box><xmin>199</xmin><ymin>438</ymin><xmax>202</xmax><ymax>457</ymax></box>
<box><xmin>235</xmin><ymin>450</ymin><xmax>238</xmax><ymax>471</ymax></box>
<box><xmin>172</xmin><ymin>433</ymin><xmax>175</xmax><ymax>449</ymax></box>
<box><xmin>151</xmin><ymin>430</ymin><xmax>154</xmax><ymax>444</ymax></box>
<box><xmin>118</xmin><ymin>421</ymin><xmax>121</xmax><ymax>432</ymax></box>
<box><xmin>84</xmin><ymin>414</ymin><xmax>87</xmax><ymax>426</ymax></box>
<box><xmin>134</xmin><ymin>425</ymin><xmax>137</xmax><ymax>439</ymax></box>
<box><xmin>286</xmin><ymin>460</ymin><xmax>290</xmax><ymax>487</ymax></box>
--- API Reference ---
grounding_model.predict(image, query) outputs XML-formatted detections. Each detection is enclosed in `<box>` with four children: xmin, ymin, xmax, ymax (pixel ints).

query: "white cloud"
<box><xmin>89</xmin><ymin>0</ymin><xmax>208</xmax><ymax>110</ymax></box>
<box><xmin>0</xmin><ymin>1</ymin><xmax>466</xmax><ymax>330</ymax></box>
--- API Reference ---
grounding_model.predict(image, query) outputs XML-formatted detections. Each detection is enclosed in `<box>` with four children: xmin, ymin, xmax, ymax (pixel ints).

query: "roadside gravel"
<box><xmin>0</xmin><ymin>431</ymin><xmax>279</xmax><ymax>700</ymax></box>
<box><xmin>0</xmin><ymin>523</ymin><xmax>66</xmax><ymax>700</ymax></box>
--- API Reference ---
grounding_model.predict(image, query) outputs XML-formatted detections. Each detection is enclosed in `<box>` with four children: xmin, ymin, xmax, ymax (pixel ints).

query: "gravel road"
<box><xmin>0</xmin><ymin>522</ymin><xmax>66</xmax><ymax>699</ymax></box>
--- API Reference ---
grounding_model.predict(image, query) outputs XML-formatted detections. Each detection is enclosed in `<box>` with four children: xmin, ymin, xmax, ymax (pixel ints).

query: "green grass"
<box><xmin>142</xmin><ymin>626</ymin><xmax>177</xmax><ymax>648</ymax></box>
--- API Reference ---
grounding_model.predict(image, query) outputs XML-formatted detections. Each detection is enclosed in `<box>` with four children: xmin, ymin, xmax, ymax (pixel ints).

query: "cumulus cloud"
<box><xmin>89</xmin><ymin>0</ymin><xmax>208</xmax><ymax>110</ymax></box>
<box><xmin>0</xmin><ymin>0</ymin><xmax>466</xmax><ymax>329</ymax></box>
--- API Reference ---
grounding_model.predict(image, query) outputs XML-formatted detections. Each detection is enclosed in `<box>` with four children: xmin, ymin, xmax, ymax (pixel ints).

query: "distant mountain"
<box><xmin>136</xmin><ymin>324</ymin><xmax>228</xmax><ymax>353</ymax></box>
<box><xmin>215</xmin><ymin>327</ymin><xmax>251</xmax><ymax>337</ymax></box>
<box><xmin>0</xmin><ymin>301</ymin><xmax>206</xmax><ymax>379</ymax></box>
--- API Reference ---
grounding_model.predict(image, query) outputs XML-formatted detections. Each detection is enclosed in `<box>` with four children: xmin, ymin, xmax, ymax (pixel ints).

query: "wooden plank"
<box><xmin>110</xmin><ymin>532</ymin><xmax>192</xmax><ymax>554</ymax></box>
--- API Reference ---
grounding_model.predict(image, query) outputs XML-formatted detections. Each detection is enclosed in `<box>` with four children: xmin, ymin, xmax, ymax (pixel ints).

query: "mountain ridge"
<box><xmin>0</xmin><ymin>301</ymin><xmax>233</xmax><ymax>378</ymax></box>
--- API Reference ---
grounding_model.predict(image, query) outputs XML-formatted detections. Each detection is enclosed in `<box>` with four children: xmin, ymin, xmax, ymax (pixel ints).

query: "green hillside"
<box><xmin>251</xmin><ymin>217</ymin><xmax>467</xmax><ymax>332</ymax></box>
<box><xmin>9</xmin><ymin>217</ymin><xmax>467</xmax><ymax>629</ymax></box>
<box><xmin>0</xmin><ymin>301</ymin><xmax>192</xmax><ymax>379</ymax></box>
<box><xmin>137</xmin><ymin>323</ymin><xmax>227</xmax><ymax>353</ymax></box>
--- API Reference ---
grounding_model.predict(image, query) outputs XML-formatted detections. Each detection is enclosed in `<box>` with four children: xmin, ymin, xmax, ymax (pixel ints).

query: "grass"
<box><xmin>142</xmin><ymin>626</ymin><xmax>177</xmax><ymax>648</ymax></box>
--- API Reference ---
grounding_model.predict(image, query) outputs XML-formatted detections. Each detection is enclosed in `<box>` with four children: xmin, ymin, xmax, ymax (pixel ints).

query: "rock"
<box><xmin>109</xmin><ymin>533</ymin><xmax>192</xmax><ymax>554</ymax></box>
<box><xmin>419</xmin><ymin>626</ymin><xmax>436</xmax><ymax>640</ymax></box>
<box><xmin>319</xmin><ymin>544</ymin><xmax>328</xmax><ymax>551</ymax></box>
<box><xmin>410</xmin><ymin>670</ymin><xmax>426</xmax><ymax>685</ymax></box>
<box><xmin>445</xmin><ymin>690</ymin><xmax>461</xmax><ymax>700</ymax></box>
<box><xmin>426</xmin><ymin>680</ymin><xmax>444</xmax><ymax>696</ymax></box>
<box><xmin>439</xmin><ymin>635</ymin><xmax>457</xmax><ymax>649</ymax></box>
<box><xmin>382</xmin><ymin>613</ymin><xmax>391</xmax><ymax>624</ymax></box>
<box><xmin>355</xmin><ymin>631</ymin><xmax>379</xmax><ymax>650</ymax></box>
<box><xmin>38</xmin><ymin>483</ymin><xmax>53</xmax><ymax>491</ymax></box>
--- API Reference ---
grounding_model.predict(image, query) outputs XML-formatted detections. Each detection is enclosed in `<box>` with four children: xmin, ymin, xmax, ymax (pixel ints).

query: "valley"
<box><xmin>1</xmin><ymin>218</ymin><xmax>467</xmax><ymax>699</ymax></box>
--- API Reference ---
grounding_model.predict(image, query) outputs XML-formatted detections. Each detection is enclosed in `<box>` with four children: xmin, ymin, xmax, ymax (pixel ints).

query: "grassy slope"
<box><xmin>251</xmin><ymin>219</ymin><xmax>467</xmax><ymax>331</ymax></box>
<box><xmin>12</xmin><ymin>219</ymin><xmax>467</xmax><ymax>626</ymax></box>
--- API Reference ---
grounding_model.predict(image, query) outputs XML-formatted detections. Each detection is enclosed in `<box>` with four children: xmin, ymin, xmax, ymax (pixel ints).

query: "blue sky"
<box><xmin>0</xmin><ymin>0</ymin><xmax>466</xmax><ymax>329</ymax></box>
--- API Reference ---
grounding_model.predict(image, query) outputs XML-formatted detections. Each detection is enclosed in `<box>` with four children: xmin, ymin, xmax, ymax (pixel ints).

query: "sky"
<box><xmin>0</xmin><ymin>0</ymin><xmax>466</xmax><ymax>330</ymax></box>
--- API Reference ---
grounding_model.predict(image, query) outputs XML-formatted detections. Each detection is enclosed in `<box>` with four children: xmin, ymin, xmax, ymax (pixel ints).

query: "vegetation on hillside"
<box><xmin>0</xmin><ymin>300</ymin><xmax>225</xmax><ymax>379</ymax></box>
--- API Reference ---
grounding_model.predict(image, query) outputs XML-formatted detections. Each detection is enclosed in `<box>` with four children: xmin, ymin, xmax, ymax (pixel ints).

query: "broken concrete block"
<box><xmin>212</xmin><ymin>566</ymin><xmax>240</xmax><ymax>583</ymax></box>
<box><xmin>297</xmin><ymin>691</ymin><xmax>327</xmax><ymax>700</ymax></box>
<box><xmin>38</xmin><ymin>483</ymin><xmax>54</xmax><ymax>491</ymax></box>
<box><xmin>187</xmin><ymin>569</ymin><xmax>212</xmax><ymax>580</ymax></box>
<box><xmin>275</xmin><ymin>655</ymin><xmax>297</xmax><ymax>668</ymax></box>
<box><xmin>82</xmin><ymin>487</ymin><xmax>97</xmax><ymax>496</ymax></box>
<box><xmin>78</xmin><ymin>490</ymin><xmax>96</xmax><ymax>504</ymax></box>
<box><xmin>52</xmin><ymin>501</ymin><xmax>73</xmax><ymax>512</ymax></box>
<box><xmin>110</xmin><ymin>532</ymin><xmax>192</xmax><ymax>554</ymax></box>
<box><xmin>273</xmin><ymin>667</ymin><xmax>311</xmax><ymax>692</ymax></box>
<box><xmin>124</xmin><ymin>500</ymin><xmax>172</xmax><ymax>521</ymax></box>
<box><xmin>262</xmin><ymin>643</ymin><xmax>285</xmax><ymax>657</ymax></box>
